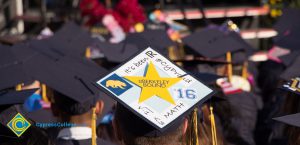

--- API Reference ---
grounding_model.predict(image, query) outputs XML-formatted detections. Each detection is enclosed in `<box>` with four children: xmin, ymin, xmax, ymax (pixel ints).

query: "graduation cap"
<box><xmin>0</xmin><ymin>89</ymin><xmax>37</xmax><ymax>140</ymax></box>
<box><xmin>192</xmin><ymin>72</ymin><xmax>223</xmax><ymax>85</ymax></box>
<box><xmin>95</xmin><ymin>47</ymin><xmax>214</xmax><ymax>138</ymax></box>
<box><xmin>192</xmin><ymin>72</ymin><xmax>226</xmax><ymax>104</ymax></box>
<box><xmin>274</xmin><ymin>113</ymin><xmax>300</xmax><ymax>127</ymax></box>
<box><xmin>93</xmin><ymin>41</ymin><xmax>140</xmax><ymax>63</ymax></box>
<box><xmin>48</xmin><ymin>21</ymin><xmax>94</xmax><ymax>57</ymax></box>
<box><xmin>273</xmin><ymin>26</ymin><xmax>300</xmax><ymax>51</ymax></box>
<box><xmin>273</xmin><ymin>8</ymin><xmax>300</xmax><ymax>39</ymax></box>
<box><xmin>125</xmin><ymin>29</ymin><xmax>175</xmax><ymax>56</ymax></box>
<box><xmin>0</xmin><ymin>44</ymin><xmax>33</xmax><ymax>90</ymax></box>
<box><xmin>172</xmin><ymin>55</ymin><xmax>231</xmax><ymax>65</ymax></box>
<box><xmin>280</xmin><ymin>56</ymin><xmax>300</xmax><ymax>81</ymax></box>
<box><xmin>10</xmin><ymin>40</ymin><xmax>111</xmax><ymax>115</ymax></box>
<box><xmin>273</xmin><ymin>8</ymin><xmax>300</xmax><ymax>51</ymax></box>
<box><xmin>274</xmin><ymin>77</ymin><xmax>300</xmax><ymax>127</ymax></box>
<box><xmin>182</xmin><ymin>28</ymin><xmax>251</xmax><ymax>63</ymax></box>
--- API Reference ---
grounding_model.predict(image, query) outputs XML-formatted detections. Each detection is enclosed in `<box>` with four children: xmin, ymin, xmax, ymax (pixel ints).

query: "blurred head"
<box><xmin>113</xmin><ymin>103</ymin><xmax>188</xmax><ymax>145</ymax></box>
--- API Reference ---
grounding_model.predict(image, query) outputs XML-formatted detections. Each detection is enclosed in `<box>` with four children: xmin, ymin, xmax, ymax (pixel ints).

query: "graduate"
<box><xmin>183</xmin><ymin>27</ymin><xmax>262</xmax><ymax>145</ymax></box>
<box><xmin>94</xmin><ymin>47</ymin><xmax>215</xmax><ymax>145</ymax></box>
<box><xmin>272</xmin><ymin>76</ymin><xmax>300</xmax><ymax>145</ymax></box>
<box><xmin>8</xmin><ymin>38</ymin><xmax>116</xmax><ymax>145</ymax></box>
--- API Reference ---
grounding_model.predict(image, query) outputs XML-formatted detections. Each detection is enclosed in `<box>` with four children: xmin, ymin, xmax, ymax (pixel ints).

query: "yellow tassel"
<box><xmin>41</xmin><ymin>84</ymin><xmax>50</xmax><ymax>103</ymax></box>
<box><xmin>226</xmin><ymin>52</ymin><xmax>233</xmax><ymax>83</ymax></box>
<box><xmin>85</xmin><ymin>47</ymin><xmax>91</xmax><ymax>58</ymax></box>
<box><xmin>15</xmin><ymin>84</ymin><xmax>22</xmax><ymax>91</ymax></box>
<box><xmin>242</xmin><ymin>61</ymin><xmax>248</xmax><ymax>79</ymax></box>
<box><xmin>91</xmin><ymin>107</ymin><xmax>97</xmax><ymax>145</ymax></box>
<box><xmin>187</xmin><ymin>108</ymin><xmax>199</xmax><ymax>145</ymax></box>
<box><xmin>210</xmin><ymin>106</ymin><xmax>218</xmax><ymax>145</ymax></box>
<box><xmin>291</xmin><ymin>79</ymin><xmax>300</xmax><ymax>92</ymax></box>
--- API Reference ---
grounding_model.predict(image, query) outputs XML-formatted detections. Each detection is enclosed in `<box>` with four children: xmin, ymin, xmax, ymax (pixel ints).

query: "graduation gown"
<box><xmin>55</xmin><ymin>126</ymin><xmax>116</xmax><ymax>145</ymax></box>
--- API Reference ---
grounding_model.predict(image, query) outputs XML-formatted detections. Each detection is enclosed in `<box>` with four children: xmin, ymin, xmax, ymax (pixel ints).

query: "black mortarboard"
<box><xmin>273</xmin><ymin>113</ymin><xmax>300</xmax><ymax>127</ymax></box>
<box><xmin>94</xmin><ymin>41</ymin><xmax>139</xmax><ymax>63</ymax></box>
<box><xmin>125</xmin><ymin>30</ymin><xmax>175</xmax><ymax>55</ymax></box>
<box><xmin>183</xmin><ymin>28</ymin><xmax>248</xmax><ymax>63</ymax></box>
<box><xmin>273</xmin><ymin>8</ymin><xmax>300</xmax><ymax>51</ymax></box>
<box><xmin>192</xmin><ymin>72</ymin><xmax>226</xmax><ymax>104</ymax></box>
<box><xmin>11</xmin><ymin>41</ymin><xmax>109</xmax><ymax>115</ymax></box>
<box><xmin>280</xmin><ymin>56</ymin><xmax>300</xmax><ymax>81</ymax></box>
<box><xmin>173</xmin><ymin>56</ymin><xmax>231</xmax><ymax>65</ymax></box>
<box><xmin>48</xmin><ymin>21</ymin><xmax>94</xmax><ymax>57</ymax></box>
<box><xmin>228</xmin><ymin>31</ymin><xmax>256</xmax><ymax>56</ymax></box>
<box><xmin>192</xmin><ymin>72</ymin><xmax>222</xmax><ymax>85</ymax></box>
<box><xmin>0</xmin><ymin>89</ymin><xmax>37</xmax><ymax>106</ymax></box>
<box><xmin>273</xmin><ymin>26</ymin><xmax>300</xmax><ymax>51</ymax></box>
<box><xmin>0</xmin><ymin>44</ymin><xmax>33</xmax><ymax>90</ymax></box>
<box><xmin>273</xmin><ymin>8</ymin><xmax>300</xmax><ymax>38</ymax></box>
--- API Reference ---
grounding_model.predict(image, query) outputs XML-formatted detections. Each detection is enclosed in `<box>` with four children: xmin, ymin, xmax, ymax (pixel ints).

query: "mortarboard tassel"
<box><xmin>291</xmin><ymin>78</ymin><xmax>299</xmax><ymax>91</ymax></box>
<box><xmin>186</xmin><ymin>108</ymin><xmax>199</xmax><ymax>145</ymax></box>
<box><xmin>85</xmin><ymin>47</ymin><xmax>91</xmax><ymax>58</ymax></box>
<box><xmin>15</xmin><ymin>84</ymin><xmax>22</xmax><ymax>91</ymax></box>
<box><xmin>91</xmin><ymin>107</ymin><xmax>97</xmax><ymax>145</ymax></box>
<box><xmin>242</xmin><ymin>61</ymin><xmax>248</xmax><ymax>79</ymax></box>
<box><xmin>226</xmin><ymin>52</ymin><xmax>233</xmax><ymax>83</ymax></box>
<box><xmin>210</xmin><ymin>106</ymin><xmax>218</xmax><ymax>145</ymax></box>
<box><xmin>42</xmin><ymin>84</ymin><xmax>50</xmax><ymax>103</ymax></box>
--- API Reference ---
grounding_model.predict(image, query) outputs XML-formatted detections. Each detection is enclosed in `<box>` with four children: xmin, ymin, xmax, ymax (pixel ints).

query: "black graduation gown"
<box><xmin>55</xmin><ymin>138</ymin><xmax>117</xmax><ymax>145</ymax></box>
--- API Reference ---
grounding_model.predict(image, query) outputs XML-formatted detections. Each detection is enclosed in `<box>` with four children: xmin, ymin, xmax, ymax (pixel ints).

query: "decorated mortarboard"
<box><xmin>0</xmin><ymin>44</ymin><xmax>33</xmax><ymax>90</ymax></box>
<box><xmin>182</xmin><ymin>28</ymin><xmax>246</xmax><ymax>61</ymax></box>
<box><xmin>280</xmin><ymin>56</ymin><xmax>300</xmax><ymax>81</ymax></box>
<box><xmin>95</xmin><ymin>47</ymin><xmax>214</xmax><ymax>132</ymax></box>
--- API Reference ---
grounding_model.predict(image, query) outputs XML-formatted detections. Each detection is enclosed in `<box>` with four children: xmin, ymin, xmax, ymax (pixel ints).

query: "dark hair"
<box><xmin>50</xmin><ymin>89</ymin><xmax>96</xmax><ymax>116</ymax></box>
<box><xmin>257</xmin><ymin>60</ymin><xmax>286</xmax><ymax>102</ymax></box>
<box><xmin>114</xmin><ymin>103</ymin><xmax>185</xmax><ymax>145</ymax></box>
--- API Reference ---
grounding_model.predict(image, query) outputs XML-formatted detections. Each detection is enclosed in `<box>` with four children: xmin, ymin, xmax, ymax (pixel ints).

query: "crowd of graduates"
<box><xmin>1</xmin><ymin>1</ymin><xmax>300</xmax><ymax>145</ymax></box>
